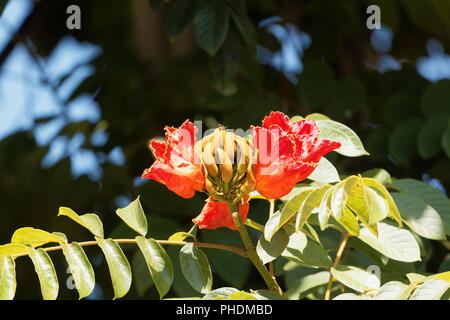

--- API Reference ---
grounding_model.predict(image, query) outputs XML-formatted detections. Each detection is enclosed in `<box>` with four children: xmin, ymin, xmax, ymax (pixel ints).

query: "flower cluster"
<box><xmin>142</xmin><ymin>112</ymin><xmax>341</xmax><ymax>230</ymax></box>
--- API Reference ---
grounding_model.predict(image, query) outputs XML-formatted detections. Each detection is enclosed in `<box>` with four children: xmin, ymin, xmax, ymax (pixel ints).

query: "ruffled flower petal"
<box><xmin>193</xmin><ymin>197</ymin><xmax>250</xmax><ymax>230</ymax></box>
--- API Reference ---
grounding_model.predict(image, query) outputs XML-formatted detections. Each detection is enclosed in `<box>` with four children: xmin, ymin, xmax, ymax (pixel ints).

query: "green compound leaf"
<box><xmin>11</xmin><ymin>227</ymin><xmax>66</xmax><ymax>247</ymax></box>
<box><xmin>116</xmin><ymin>196</ymin><xmax>148</xmax><ymax>237</ymax></box>
<box><xmin>58</xmin><ymin>207</ymin><xmax>104</xmax><ymax>238</ymax></box>
<box><xmin>0</xmin><ymin>256</ymin><xmax>16</xmax><ymax>300</ymax></box>
<box><xmin>96</xmin><ymin>237</ymin><xmax>132</xmax><ymax>299</ymax></box>
<box><xmin>180</xmin><ymin>243</ymin><xmax>212</xmax><ymax>294</ymax></box>
<box><xmin>136</xmin><ymin>236</ymin><xmax>173</xmax><ymax>299</ymax></box>
<box><xmin>61</xmin><ymin>242</ymin><xmax>95</xmax><ymax>300</ymax></box>
<box><xmin>26</xmin><ymin>245</ymin><xmax>59</xmax><ymax>300</ymax></box>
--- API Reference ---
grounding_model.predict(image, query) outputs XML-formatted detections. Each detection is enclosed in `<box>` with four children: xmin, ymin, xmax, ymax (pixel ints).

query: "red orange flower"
<box><xmin>142</xmin><ymin>112</ymin><xmax>341</xmax><ymax>230</ymax></box>
<box><xmin>192</xmin><ymin>196</ymin><xmax>250</xmax><ymax>230</ymax></box>
<box><xmin>252</xmin><ymin>112</ymin><xmax>341</xmax><ymax>199</ymax></box>
<box><xmin>142</xmin><ymin>120</ymin><xmax>205</xmax><ymax>199</ymax></box>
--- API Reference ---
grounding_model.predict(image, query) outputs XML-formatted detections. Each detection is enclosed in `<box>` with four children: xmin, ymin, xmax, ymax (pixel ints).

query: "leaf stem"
<box><xmin>325</xmin><ymin>232</ymin><xmax>351</xmax><ymax>300</ymax></box>
<box><xmin>11</xmin><ymin>238</ymin><xmax>248</xmax><ymax>259</ymax></box>
<box><xmin>227</xmin><ymin>200</ymin><xmax>288</xmax><ymax>300</ymax></box>
<box><xmin>268</xmin><ymin>199</ymin><xmax>275</xmax><ymax>276</ymax></box>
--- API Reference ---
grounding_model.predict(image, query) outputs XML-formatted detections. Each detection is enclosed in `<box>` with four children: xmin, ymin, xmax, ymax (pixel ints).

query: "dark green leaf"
<box><xmin>180</xmin><ymin>243</ymin><xmax>212</xmax><ymax>294</ymax></box>
<box><xmin>135</xmin><ymin>236</ymin><xmax>173</xmax><ymax>299</ymax></box>
<box><xmin>166</xmin><ymin>0</ymin><xmax>196</xmax><ymax>39</ymax></box>
<box><xmin>194</xmin><ymin>0</ymin><xmax>229</xmax><ymax>56</ymax></box>
<box><xmin>417</xmin><ymin>113</ymin><xmax>449</xmax><ymax>159</ymax></box>
<box><xmin>257</xmin><ymin>228</ymin><xmax>289</xmax><ymax>264</ymax></box>
<box><xmin>96</xmin><ymin>237</ymin><xmax>132</xmax><ymax>299</ymax></box>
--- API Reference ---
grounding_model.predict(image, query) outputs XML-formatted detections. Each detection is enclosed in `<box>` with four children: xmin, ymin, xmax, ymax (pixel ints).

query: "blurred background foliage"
<box><xmin>0</xmin><ymin>0</ymin><xmax>448</xmax><ymax>299</ymax></box>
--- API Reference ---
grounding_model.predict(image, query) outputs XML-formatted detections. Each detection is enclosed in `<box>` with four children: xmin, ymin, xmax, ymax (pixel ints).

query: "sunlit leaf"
<box><xmin>96</xmin><ymin>237</ymin><xmax>132</xmax><ymax>299</ymax></box>
<box><xmin>136</xmin><ymin>236</ymin><xmax>173</xmax><ymax>299</ymax></box>
<box><xmin>229</xmin><ymin>291</ymin><xmax>257</xmax><ymax>300</ymax></box>
<box><xmin>392</xmin><ymin>193</ymin><xmax>446</xmax><ymax>240</ymax></box>
<box><xmin>168</xmin><ymin>232</ymin><xmax>195</xmax><ymax>242</ymax></box>
<box><xmin>315</xmin><ymin>119</ymin><xmax>369</xmax><ymax>157</ymax></box>
<box><xmin>58</xmin><ymin>207</ymin><xmax>104</xmax><ymax>238</ymax></box>
<box><xmin>409</xmin><ymin>280</ymin><xmax>450</xmax><ymax>300</ymax></box>
<box><xmin>358</xmin><ymin>221</ymin><xmax>421</xmax><ymax>262</ymax></box>
<box><xmin>285</xmin><ymin>270</ymin><xmax>330</xmax><ymax>300</ymax></box>
<box><xmin>391</xmin><ymin>178</ymin><xmax>450</xmax><ymax>235</ymax></box>
<box><xmin>11</xmin><ymin>227</ymin><xmax>66</xmax><ymax>247</ymax></box>
<box><xmin>331</xmin><ymin>265</ymin><xmax>380</xmax><ymax>293</ymax></box>
<box><xmin>26</xmin><ymin>245</ymin><xmax>59</xmax><ymax>300</ymax></box>
<box><xmin>116</xmin><ymin>196</ymin><xmax>148</xmax><ymax>237</ymax></box>
<box><xmin>331</xmin><ymin>176</ymin><xmax>359</xmax><ymax>220</ymax></box>
<box><xmin>264</xmin><ymin>189</ymin><xmax>314</xmax><ymax>241</ymax></box>
<box><xmin>0</xmin><ymin>243</ymin><xmax>28</xmax><ymax>257</ymax></box>
<box><xmin>180</xmin><ymin>243</ymin><xmax>212</xmax><ymax>294</ymax></box>
<box><xmin>296</xmin><ymin>185</ymin><xmax>332</xmax><ymax>232</ymax></box>
<box><xmin>307</xmin><ymin>158</ymin><xmax>340</xmax><ymax>183</ymax></box>
<box><xmin>257</xmin><ymin>228</ymin><xmax>289</xmax><ymax>264</ymax></box>
<box><xmin>201</xmin><ymin>287</ymin><xmax>238</xmax><ymax>300</ymax></box>
<box><xmin>0</xmin><ymin>256</ymin><xmax>16</xmax><ymax>300</ymax></box>
<box><xmin>373</xmin><ymin>281</ymin><xmax>414</xmax><ymax>300</ymax></box>
<box><xmin>61</xmin><ymin>242</ymin><xmax>95</xmax><ymax>300</ymax></box>
<box><xmin>362</xmin><ymin>177</ymin><xmax>402</xmax><ymax>227</ymax></box>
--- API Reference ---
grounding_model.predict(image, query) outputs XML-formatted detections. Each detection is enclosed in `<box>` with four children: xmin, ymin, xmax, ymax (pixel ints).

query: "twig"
<box><xmin>324</xmin><ymin>233</ymin><xmax>351</xmax><ymax>300</ymax></box>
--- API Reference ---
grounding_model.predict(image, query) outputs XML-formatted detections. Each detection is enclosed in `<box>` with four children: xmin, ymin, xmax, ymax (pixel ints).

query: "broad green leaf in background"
<box><xmin>442</xmin><ymin>121</ymin><xmax>450</xmax><ymax>157</ymax></box>
<box><xmin>264</xmin><ymin>189</ymin><xmax>313</xmax><ymax>241</ymax></box>
<box><xmin>392</xmin><ymin>193</ymin><xmax>446</xmax><ymax>240</ymax></box>
<box><xmin>211</xmin><ymin>26</ymin><xmax>243</xmax><ymax>84</ymax></box>
<box><xmin>116</xmin><ymin>196</ymin><xmax>148</xmax><ymax>237</ymax></box>
<box><xmin>409</xmin><ymin>280</ymin><xmax>450</xmax><ymax>300</ymax></box>
<box><xmin>256</xmin><ymin>228</ymin><xmax>289</xmax><ymax>264</ymax></box>
<box><xmin>420</xmin><ymin>79</ymin><xmax>450</xmax><ymax>116</ymax></box>
<box><xmin>307</xmin><ymin>158</ymin><xmax>340</xmax><ymax>183</ymax></box>
<box><xmin>96</xmin><ymin>237</ymin><xmax>132</xmax><ymax>299</ymax></box>
<box><xmin>417</xmin><ymin>113</ymin><xmax>449</xmax><ymax>159</ymax></box>
<box><xmin>315</xmin><ymin>119</ymin><xmax>369</xmax><ymax>157</ymax></box>
<box><xmin>166</xmin><ymin>0</ymin><xmax>196</xmax><ymax>39</ymax></box>
<box><xmin>358</xmin><ymin>222</ymin><xmax>421</xmax><ymax>263</ymax></box>
<box><xmin>26</xmin><ymin>245</ymin><xmax>59</xmax><ymax>300</ymax></box>
<box><xmin>61</xmin><ymin>242</ymin><xmax>95</xmax><ymax>300</ymax></box>
<box><xmin>331</xmin><ymin>265</ymin><xmax>380</xmax><ymax>293</ymax></box>
<box><xmin>180</xmin><ymin>243</ymin><xmax>212</xmax><ymax>294</ymax></box>
<box><xmin>225</xmin><ymin>0</ymin><xmax>257</xmax><ymax>55</ymax></box>
<box><xmin>282</xmin><ymin>236</ymin><xmax>332</xmax><ymax>269</ymax></box>
<box><xmin>251</xmin><ymin>289</ymin><xmax>284</xmax><ymax>300</ymax></box>
<box><xmin>285</xmin><ymin>270</ymin><xmax>330</xmax><ymax>300</ymax></box>
<box><xmin>373</xmin><ymin>281</ymin><xmax>414</xmax><ymax>300</ymax></box>
<box><xmin>194</xmin><ymin>0</ymin><xmax>229</xmax><ymax>56</ymax></box>
<box><xmin>11</xmin><ymin>227</ymin><xmax>66</xmax><ymax>247</ymax></box>
<box><xmin>388</xmin><ymin>118</ymin><xmax>422</xmax><ymax>164</ymax></box>
<box><xmin>58</xmin><ymin>207</ymin><xmax>104</xmax><ymax>238</ymax></box>
<box><xmin>362</xmin><ymin>178</ymin><xmax>402</xmax><ymax>227</ymax></box>
<box><xmin>391</xmin><ymin>178</ymin><xmax>450</xmax><ymax>235</ymax></box>
<box><xmin>296</xmin><ymin>185</ymin><xmax>332</xmax><ymax>232</ymax></box>
<box><xmin>201</xmin><ymin>287</ymin><xmax>239</xmax><ymax>300</ymax></box>
<box><xmin>136</xmin><ymin>236</ymin><xmax>173</xmax><ymax>299</ymax></box>
<box><xmin>0</xmin><ymin>256</ymin><xmax>16</xmax><ymax>300</ymax></box>
<box><xmin>0</xmin><ymin>243</ymin><xmax>28</xmax><ymax>256</ymax></box>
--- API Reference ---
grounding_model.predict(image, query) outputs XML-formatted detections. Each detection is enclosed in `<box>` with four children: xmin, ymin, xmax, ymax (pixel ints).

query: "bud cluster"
<box><xmin>194</xmin><ymin>127</ymin><xmax>257</xmax><ymax>201</ymax></box>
